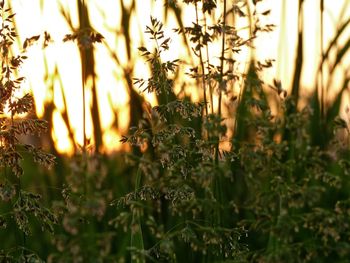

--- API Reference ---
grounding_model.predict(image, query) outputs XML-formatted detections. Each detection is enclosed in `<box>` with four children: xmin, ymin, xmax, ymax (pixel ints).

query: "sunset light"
<box><xmin>9</xmin><ymin>0</ymin><xmax>350</xmax><ymax>154</ymax></box>
<box><xmin>2</xmin><ymin>1</ymin><xmax>350</xmax><ymax>261</ymax></box>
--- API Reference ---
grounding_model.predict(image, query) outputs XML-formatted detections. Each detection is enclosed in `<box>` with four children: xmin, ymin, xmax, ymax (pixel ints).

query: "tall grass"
<box><xmin>1</xmin><ymin>0</ymin><xmax>350</xmax><ymax>262</ymax></box>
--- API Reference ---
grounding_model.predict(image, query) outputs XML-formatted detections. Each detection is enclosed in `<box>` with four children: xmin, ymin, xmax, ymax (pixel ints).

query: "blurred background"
<box><xmin>8</xmin><ymin>0</ymin><xmax>350</xmax><ymax>156</ymax></box>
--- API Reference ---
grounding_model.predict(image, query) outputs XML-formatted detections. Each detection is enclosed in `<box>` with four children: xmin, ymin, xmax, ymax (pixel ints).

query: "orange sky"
<box><xmin>10</xmin><ymin>0</ymin><xmax>350</xmax><ymax>154</ymax></box>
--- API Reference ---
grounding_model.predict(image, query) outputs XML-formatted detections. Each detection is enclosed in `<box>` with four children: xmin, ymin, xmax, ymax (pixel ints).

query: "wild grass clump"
<box><xmin>0</xmin><ymin>3</ymin><xmax>56</xmax><ymax>261</ymax></box>
<box><xmin>113</xmin><ymin>1</ymin><xmax>350</xmax><ymax>262</ymax></box>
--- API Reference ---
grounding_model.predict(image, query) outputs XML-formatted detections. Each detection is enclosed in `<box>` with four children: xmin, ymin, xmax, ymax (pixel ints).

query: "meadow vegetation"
<box><xmin>1</xmin><ymin>0</ymin><xmax>350</xmax><ymax>262</ymax></box>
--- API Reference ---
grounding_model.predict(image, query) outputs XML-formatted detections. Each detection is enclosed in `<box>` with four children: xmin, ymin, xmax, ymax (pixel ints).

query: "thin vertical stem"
<box><xmin>211</xmin><ymin>0</ymin><xmax>227</xmax><ymax>234</ymax></box>
<box><xmin>82</xmin><ymin>53</ymin><xmax>87</xmax><ymax>150</ymax></box>
<box><xmin>206</xmin><ymin>47</ymin><xmax>214</xmax><ymax>114</ymax></box>
<box><xmin>195</xmin><ymin>2</ymin><xmax>208</xmax><ymax>116</ymax></box>
<box><xmin>291</xmin><ymin>0</ymin><xmax>304</xmax><ymax>102</ymax></box>
<box><xmin>277</xmin><ymin>0</ymin><xmax>287</xmax><ymax>85</ymax></box>
<box><xmin>82</xmin><ymin>0</ymin><xmax>87</xmax><ymax>151</ymax></box>
<box><xmin>215</xmin><ymin>0</ymin><xmax>227</xmax><ymax>165</ymax></box>
<box><xmin>203</xmin><ymin>14</ymin><xmax>214</xmax><ymax>113</ymax></box>
<box><xmin>218</xmin><ymin>0</ymin><xmax>227</xmax><ymax>117</ymax></box>
<box><xmin>320</xmin><ymin>0</ymin><xmax>324</xmax><ymax>118</ymax></box>
<box><xmin>79</xmin><ymin>0</ymin><xmax>88</xmax><ymax>200</ymax></box>
<box><xmin>234</xmin><ymin>0</ymin><xmax>249</xmax><ymax>137</ymax></box>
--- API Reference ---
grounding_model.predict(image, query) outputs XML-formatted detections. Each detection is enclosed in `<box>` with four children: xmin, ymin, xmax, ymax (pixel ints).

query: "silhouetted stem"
<box><xmin>195</xmin><ymin>2</ymin><xmax>208</xmax><ymax>117</ymax></box>
<box><xmin>320</xmin><ymin>0</ymin><xmax>324</xmax><ymax>118</ymax></box>
<box><xmin>218</xmin><ymin>0</ymin><xmax>226</xmax><ymax>117</ymax></box>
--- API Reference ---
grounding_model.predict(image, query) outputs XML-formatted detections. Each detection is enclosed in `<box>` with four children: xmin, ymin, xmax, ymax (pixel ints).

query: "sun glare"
<box><xmin>9</xmin><ymin>0</ymin><xmax>350</xmax><ymax>154</ymax></box>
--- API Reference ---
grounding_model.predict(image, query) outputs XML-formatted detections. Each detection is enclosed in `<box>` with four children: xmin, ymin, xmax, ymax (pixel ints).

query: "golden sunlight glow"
<box><xmin>52</xmin><ymin>110</ymin><xmax>74</xmax><ymax>154</ymax></box>
<box><xmin>9</xmin><ymin>0</ymin><xmax>350</xmax><ymax>154</ymax></box>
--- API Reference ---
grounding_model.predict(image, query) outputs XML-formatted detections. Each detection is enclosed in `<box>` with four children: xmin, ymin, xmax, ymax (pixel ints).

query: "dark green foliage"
<box><xmin>112</xmin><ymin>2</ymin><xmax>350</xmax><ymax>262</ymax></box>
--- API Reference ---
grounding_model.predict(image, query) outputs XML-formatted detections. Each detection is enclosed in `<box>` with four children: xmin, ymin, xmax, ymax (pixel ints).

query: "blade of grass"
<box><xmin>233</xmin><ymin>61</ymin><xmax>256</xmax><ymax>145</ymax></box>
<box><xmin>320</xmin><ymin>0</ymin><xmax>324</xmax><ymax>117</ymax></box>
<box><xmin>212</xmin><ymin>0</ymin><xmax>227</xmax><ymax>235</ymax></box>
<box><xmin>77</xmin><ymin>0</ymin><xmax>103</xmax><ymax>152</ymax></box>
<box><xmin>326</xmin><ymin>76</ymin><xmax>350</xmax><ymax>125</ymax></box>
<box><xmin>281</xmin><ymin>0</ymin><xmax>304</xmax><ymax>155</ymax></box>
<box><xmin>327</xmin><ymin>37</ymin><xmax>350</xmax><ymax>78</ymax></box>
<box><xmin>194</xmin><ymin>2</ymin><xmax>208</xmax><ymax>116</ymax></box>
<box><xmin>312</xmin><ymin>1</ymin><xmax>350</xmax><ymax>147</ymax></box>
<box><xmin>317</xmin><ymin>16</ymin><xmax>350</xmax><ymax>75</ymax></box>
<box><xmin>114</xmin><ymin>0</ymin><xmax>145</xmax><ymax>155</ymax></box>
<box><xmin>290</xmin><ymin>0</ymin><xmax>304</xmax><ymax>103</ymax></box>
<box><xmin>56</xmin><ymin>66</ymin><xmax>77</xmax><ymax>153</ymax></box>
<box><xmin>119</xmin><ymin>0</ymin><xmax>135</xmax><ymax>59</ymax></box>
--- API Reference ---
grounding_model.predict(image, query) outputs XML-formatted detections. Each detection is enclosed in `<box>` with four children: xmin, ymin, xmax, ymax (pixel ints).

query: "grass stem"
<box><xmin>195</xmin><ymin>2</ymin><xmax>208</xmax><ymax>117</ymax></box>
